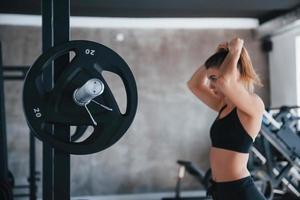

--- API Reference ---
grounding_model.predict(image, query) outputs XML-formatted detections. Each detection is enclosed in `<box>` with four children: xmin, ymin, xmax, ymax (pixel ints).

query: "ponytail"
<box><xmin>238</xmin><ymin>47</ymin><xmax>263</xmax><ymax>93</ymax></box>
<box><xmin>204</xmin><ymin>46</ymin><xmax>263</xmax><ymax>93</ymax></box>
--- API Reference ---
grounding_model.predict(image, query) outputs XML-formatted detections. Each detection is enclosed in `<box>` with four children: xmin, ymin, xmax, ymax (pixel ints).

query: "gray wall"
<box><xmin>0</xmin><ymin>25</ymin><xmax>270</xmax><ymax>197</ymax></box>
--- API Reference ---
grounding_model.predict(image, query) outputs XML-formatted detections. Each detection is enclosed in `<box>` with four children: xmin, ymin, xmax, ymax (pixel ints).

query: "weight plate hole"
<box><xmin>102</xmin><ymin>71</ymin><xmax>127</xmax><ymax>114</ymax></box>
<box><xmin>70</xmin><ymin>126</ymin><xmax>94</xmax><ymax>142</ymax></box>
<box><xmin>69</xmin><ymin>51</ymin><xmax>76</xmax><ymax>61</ymax></box>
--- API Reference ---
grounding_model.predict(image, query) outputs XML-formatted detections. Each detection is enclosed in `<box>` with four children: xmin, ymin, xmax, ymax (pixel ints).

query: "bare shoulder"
<box><xmin>252</xmin><ymin>93</ymin><xmax>265</xmax><ymax>116</ymax></box>
<box><xmin>236</xmin><ymin>94</ymin><xmax>265</xmax><ymax>139</ymax></box>
<box><xmin>238</xmin><ymin>93</ymin><xmax>265</xmax><ymax>118</ymax></box>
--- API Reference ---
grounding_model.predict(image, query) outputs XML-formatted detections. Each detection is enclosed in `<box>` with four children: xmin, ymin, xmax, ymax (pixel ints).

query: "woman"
<box><xmin>187</xmin><ymin>38</ymin><xmax>267</xmax><ymax>200</ymax></box>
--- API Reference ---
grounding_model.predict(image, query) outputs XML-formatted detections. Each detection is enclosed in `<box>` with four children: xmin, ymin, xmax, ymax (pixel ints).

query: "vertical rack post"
<box><xmin>0</xmin><ymin>43</ymin><xmax>9</xmax><ymax>184</ymax></box>
<box><xmin>52</xmin><ymin>0</ymin><xmax>70</xmax><ymax>199</ymax></box>
<box><xmin>41</xmin><ymin>0</ymin><xmax>70</xmax><ymax>199</ymax></box>
<box><xmin>29</xmin><ymin>132</ymin><xmax>37</xmax><ymax>200</ymax></box>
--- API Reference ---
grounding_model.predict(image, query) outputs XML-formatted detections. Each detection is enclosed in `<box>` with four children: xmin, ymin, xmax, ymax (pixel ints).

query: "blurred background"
<box><xmin>0</xmin><ymin>0</ymin><xmax>300</xmax><ymax>199</ymax></box>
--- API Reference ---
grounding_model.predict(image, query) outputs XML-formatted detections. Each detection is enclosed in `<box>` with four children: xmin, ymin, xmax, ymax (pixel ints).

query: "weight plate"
<box><xmin>23</xmin><ymin>40</ymin><xmax>138</xmax><ymax>154</ymax></box>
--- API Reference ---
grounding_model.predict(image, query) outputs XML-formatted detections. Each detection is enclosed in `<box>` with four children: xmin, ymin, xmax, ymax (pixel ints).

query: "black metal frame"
<box><xmin>2</xmin><ymin>66</ymin><xmax>29</xmax><ymax>80</ymax></box>
<box><xmin>1</xmin><ymin>3</ymin><xmax>72</xmax><ymax>198</ymax></box>
<box><xmin>41</xmin><ymin>0</ymin><xmax>70</xmax><ymax>199</ymax></box>
<box><xmin>28</xmin><ymin>132</ymin><xmax>38</xmax><ymax>200</ymax></box>
<box><xmin>2</xmin><ymin>65</ymin><xmax>38</xmax><ymax>199</ymax></box>
<box><xmin>0</xmin><ymin>43</ymin><xmax>9</xmax><ymax>187</ymax></box>
<box><xmin>2</xmin><ymin>1</ymin><xmax>74</xmax><ymax>199</ymax></box>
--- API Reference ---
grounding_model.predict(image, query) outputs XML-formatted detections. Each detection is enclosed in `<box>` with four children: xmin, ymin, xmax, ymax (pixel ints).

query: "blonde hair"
<box><xmin>204</xmin><ymin>46</ymin><xmax>263</xmax><ymax>93</ymax></box>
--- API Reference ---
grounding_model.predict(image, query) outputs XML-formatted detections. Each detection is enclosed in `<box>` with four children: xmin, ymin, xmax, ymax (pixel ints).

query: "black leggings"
<box><xmin>207</xmin><ymin>176</ymin><xmax>267</xmax><ymax>200</ymax></box>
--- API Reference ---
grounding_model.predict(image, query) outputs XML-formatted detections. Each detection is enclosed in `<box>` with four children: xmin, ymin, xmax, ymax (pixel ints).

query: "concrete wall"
<box><xmin>0</xmin><ymin>25</ymin><xmax>270</xmax><ymax>197</ymax></box>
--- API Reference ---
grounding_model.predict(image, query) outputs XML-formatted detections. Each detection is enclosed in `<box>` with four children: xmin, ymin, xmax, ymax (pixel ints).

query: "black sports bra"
<box><xmin>209</xmin><ymin>104</ymin><xmax>254</xmax><ymax>153</ymax></box>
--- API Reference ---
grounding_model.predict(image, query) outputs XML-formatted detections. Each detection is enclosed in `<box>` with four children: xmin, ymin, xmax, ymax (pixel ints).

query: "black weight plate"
<box><xmin>23</xmin><ymin>40</ymin><xmax>138</xmax><ymax>154</ymax></box>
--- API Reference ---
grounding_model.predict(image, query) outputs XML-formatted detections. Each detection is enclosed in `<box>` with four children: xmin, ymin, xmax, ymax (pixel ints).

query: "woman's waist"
<box><xmin>210</xmin><ymin>166</ymin><xmax>250</xmax><ymax>182</ymax></box>
<box><xmin>210</xmin><ymin>150</ymin><xmax>250</xmax><ymax>181</ymax></box>
<box><xmin>210</xmin><ymin>147</ymin><xmax>249</xmax><ymax>164</ymax></box>
<box><xmin>210</xmin><ymin>156</ymin><xmax>249</xmax><ymax>168</ymax></box>
<box><xmin>210</xmin><ymin>158</ymin><xmax>249</xmax><ymax>179</ymax></box>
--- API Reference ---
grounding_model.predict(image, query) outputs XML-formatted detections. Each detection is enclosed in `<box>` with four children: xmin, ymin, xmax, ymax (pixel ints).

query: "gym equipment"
<box><xmin>169</xmin><ymin>160</ymin><xmax>273</xmax><ymax>200</ymax></box>
<box><xmin>21</xmin><ymin>0</ymin><xmax>138</xmax><ymax>199</ymax></box>
<box><xmin>269</xmin><ymin>106</ymin><xmax>300</xmax><ymax>134</ymax></box>
<box><xmin>23</xmin><ymin>40</ymin><xmax>138</xmax><ymax>155</ymax></box>
<box><xmin>254</xmin><ymin>107</ymin><xmax>300</xmax><ymax>198</ymax></box>
<box><xmin>250</xmin><ymin>169</ymin><xmax>274</xmax><ymax>200</ymax></box>
<box><xmin>171</xmin><ymin>160</ymin><xmax>212</xmax><ymax>200</ymax></box>
<box><xmin>3</xmin><ymin>66</ymin><xmax>29</xmax><ymax>80</ymax></box>
<box><xmin>2</xmin><ymin>61</ymin><xmax>40</xmax><ymax>200</ymax></box>
<box><xmin>0</xmin><ymin>42</ymin><xmax>13</xmax><ymax>200</ymax></box>
<box><xmin>176</xmin><ymin>160</ymin><xmax>212</xmax><ymax>191</ymax></box>
<box><xmin>0</xmin><ymin>182</ymin><xmax>13</xmax><ymax>200</ymax></box>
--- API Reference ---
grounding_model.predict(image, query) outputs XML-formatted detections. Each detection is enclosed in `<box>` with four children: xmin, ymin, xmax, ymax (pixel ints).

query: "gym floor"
<box><xmin>70</xmin><ymin>191</ymin><xmax>206</xmax><ymax>200</ymax></box>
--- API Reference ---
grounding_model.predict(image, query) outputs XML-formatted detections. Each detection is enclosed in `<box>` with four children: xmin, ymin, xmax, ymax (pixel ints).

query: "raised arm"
<box><xmin>187</xmin><ymin>65</ymin><xmax>223</xmax><ymax>112</ymax></box>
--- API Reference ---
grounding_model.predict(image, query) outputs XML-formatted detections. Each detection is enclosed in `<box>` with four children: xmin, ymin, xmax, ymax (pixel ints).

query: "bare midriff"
<box><xmin>210</xmin><ymin>147</ymin><xmax>250</xmax><ymax>182</ymax></box>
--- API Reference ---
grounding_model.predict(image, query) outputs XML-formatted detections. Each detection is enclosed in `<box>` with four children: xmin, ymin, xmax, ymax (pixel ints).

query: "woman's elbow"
<box><xmin>187</xmin><ymin>80</ymin><xmax>199</xmax><ymax>92</ymax></box>
<box><xmin>187</xmin><ymin>80</ymin><xmax>194</xmax><ymax>90</ymax></box>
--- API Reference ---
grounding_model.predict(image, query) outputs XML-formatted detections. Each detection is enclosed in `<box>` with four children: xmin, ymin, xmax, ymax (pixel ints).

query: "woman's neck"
<box><xmin>223</xmin><ymin>98</ymin><xmax>235</xmax><ymax>108</ymax></box>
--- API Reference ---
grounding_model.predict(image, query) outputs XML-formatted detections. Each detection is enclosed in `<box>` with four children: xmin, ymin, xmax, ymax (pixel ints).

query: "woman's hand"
<box><xmin>228</xmin><ymin>37</ymin><xmax>244</xmax><ymax>55</ymax></box>
<box><xmin>217</xmin><ymin>37</ymin><xmax>244</xmax><ymax>81</ymax></box>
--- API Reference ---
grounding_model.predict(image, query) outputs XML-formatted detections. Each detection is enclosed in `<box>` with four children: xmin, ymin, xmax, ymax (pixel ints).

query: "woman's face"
<box><xmin>206</xmin><ymin>67</ymin><xmax>224</xmax><ymax>97</ymax></box>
